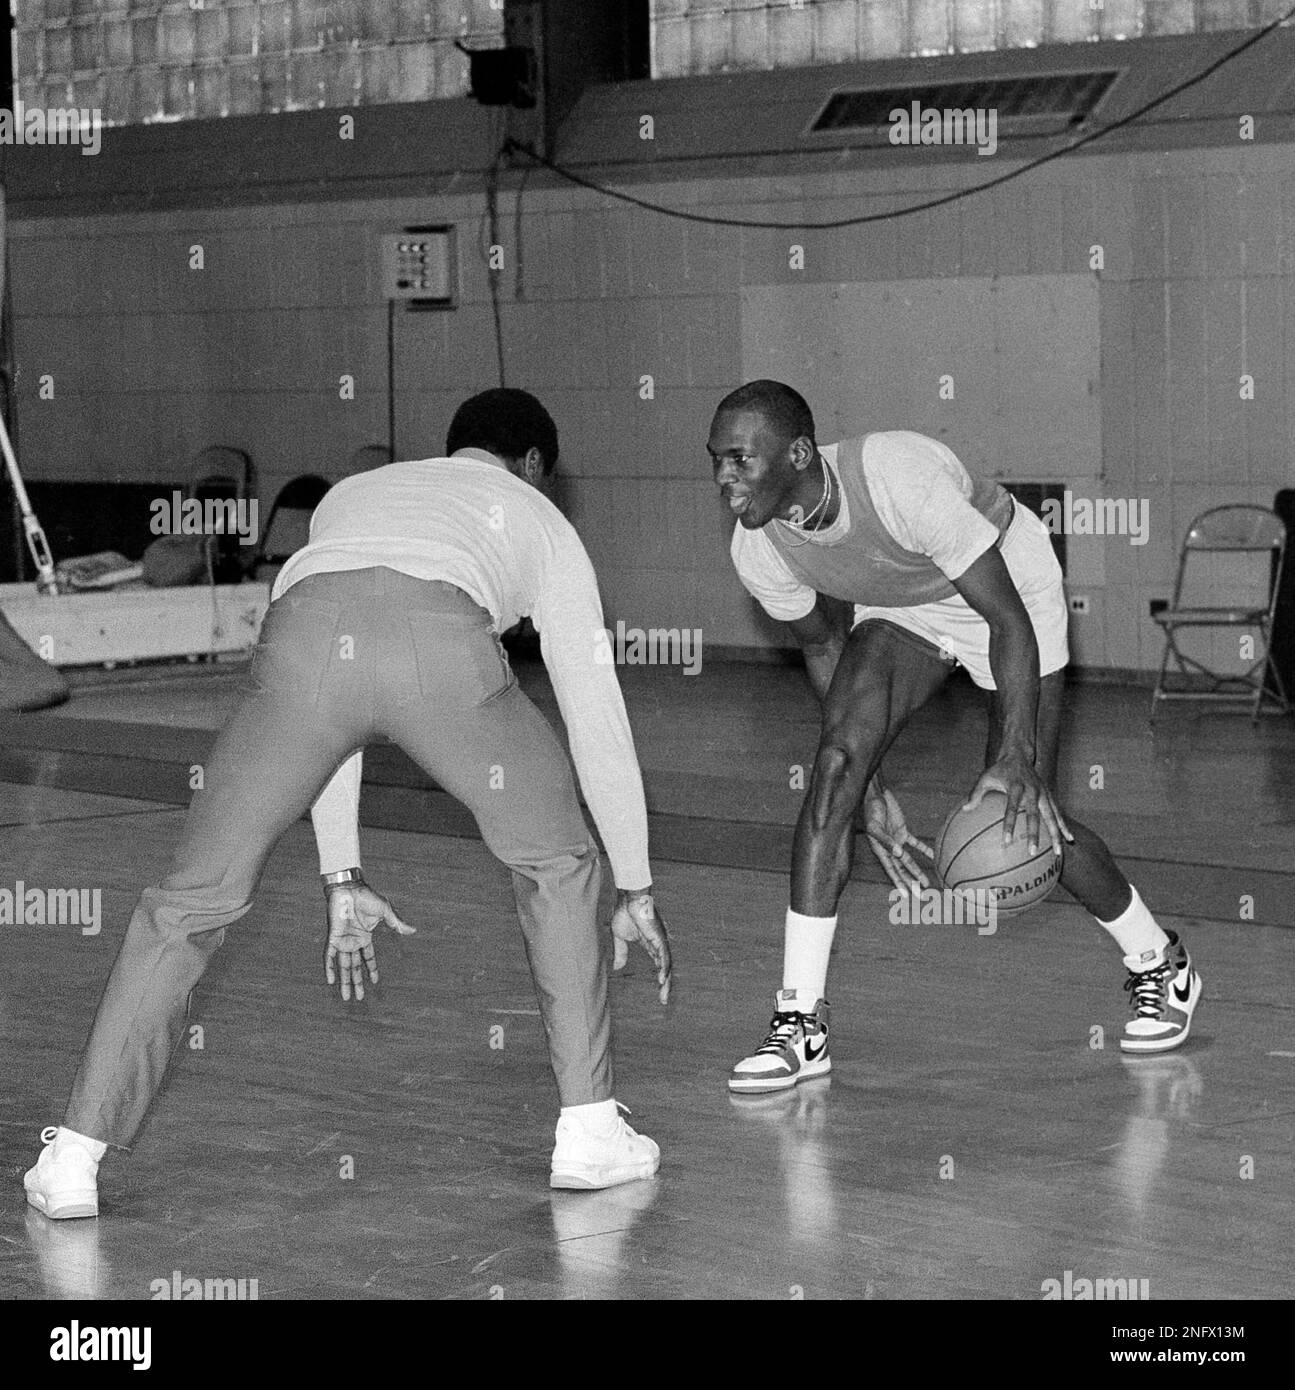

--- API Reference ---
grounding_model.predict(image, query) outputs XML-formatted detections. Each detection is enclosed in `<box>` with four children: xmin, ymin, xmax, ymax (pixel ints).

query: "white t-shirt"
<box><xmin>731</xmin><ymin>432</ymin><xmax>1002</xmax><ymax>621</ymax></box>
<box><xmin>276</xmin><ymin>449</ymin><xmax>651</xmax><ymax>891</ymax></box>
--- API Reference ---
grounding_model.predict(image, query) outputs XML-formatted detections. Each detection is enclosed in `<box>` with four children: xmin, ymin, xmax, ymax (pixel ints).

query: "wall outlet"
<box><xmin>1068</xmin><ymin>594</ymin><xmax>1090</xmax><ymax>614</ymax></box>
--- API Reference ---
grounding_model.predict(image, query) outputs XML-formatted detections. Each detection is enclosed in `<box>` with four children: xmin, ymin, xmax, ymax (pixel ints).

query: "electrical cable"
<box><xmin>500</xmin><ymin>8</ymin><xmax>1295</xmax><ymax>232</ymax></box>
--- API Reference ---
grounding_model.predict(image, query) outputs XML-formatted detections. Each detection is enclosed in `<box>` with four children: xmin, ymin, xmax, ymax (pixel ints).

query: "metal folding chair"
<box><xmin>187</xmin><ymin>445</ymin><xmax>255</xmax><ymax>506</ymax></box>
<box><xmin>249</xmin><ymin>474</ymin><xmax>331</xmax><ymax>583</ymax></box>
<box><xmin>185</xmin><ymin>445</ymin><xmax>257</xmax><ymax>582</ymax></box>
<box><xmin>1151</xmin><ymin>505</ymin><xmax>1290</xmax><ymax>722</ymax></box>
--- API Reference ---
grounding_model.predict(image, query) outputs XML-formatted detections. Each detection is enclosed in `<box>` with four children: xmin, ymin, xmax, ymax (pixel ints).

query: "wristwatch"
<box><xmin>323</xmin><ymin>867</ymin><xmax>365</xmax><ymax>891</ymax></box>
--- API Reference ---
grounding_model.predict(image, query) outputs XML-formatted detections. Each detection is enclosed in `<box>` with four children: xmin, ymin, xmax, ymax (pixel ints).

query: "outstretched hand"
<box><xmin>610</xmin><ymin>890</ymin><xmax>672</xmax><ymax>1004</ymax></box>
<box><xmin>324</xmin><ymin>880</ymin><xmax>417</xmax><ymax>1002</ymax></box>
<box><xmin>863</xmin><ymin>785</ymin><xmax>934</xmax><ymax>893</ymax></box>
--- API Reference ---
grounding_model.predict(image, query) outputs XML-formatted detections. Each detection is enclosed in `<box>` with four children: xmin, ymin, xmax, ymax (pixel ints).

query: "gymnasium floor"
<box><xmin>2</xmin><ymin>659</ymin><xmax>1293</xmax><ymax>1300</ymax></box>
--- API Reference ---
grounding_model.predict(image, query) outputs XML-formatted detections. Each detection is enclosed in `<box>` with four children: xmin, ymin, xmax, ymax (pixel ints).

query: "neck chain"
<box><xmin>776</xmin><ymin>456</ymin><xmax>834</xmax><ymax>548</ymax></box>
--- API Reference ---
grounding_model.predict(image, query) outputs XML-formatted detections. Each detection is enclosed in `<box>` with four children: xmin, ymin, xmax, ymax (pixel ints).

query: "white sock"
<box><xmin>1096</xmin><ymin>886</ymin><xmax>1170</xmax><ymax>965</ymax></box>
<box><xmin>560</xmin><ymin>1099</ymin><xmax>618</xmax><ymax>1134</ymax></box>
<box><xmin>54</xmin><ymin>1126</ymin><xmax>107</xmax><ymax>1161</ymax></box>
<box><xmin>782</xmin><ymin>909</ymin><xmax>838</xmax><ymax>1000</ymax></box>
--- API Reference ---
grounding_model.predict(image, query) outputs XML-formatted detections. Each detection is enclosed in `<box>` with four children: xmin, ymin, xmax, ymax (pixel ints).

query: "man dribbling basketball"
<box><xmin>708</xmin><ymin>380</ymin><xmax>1201</xmax><ymax>1094</ymax></box>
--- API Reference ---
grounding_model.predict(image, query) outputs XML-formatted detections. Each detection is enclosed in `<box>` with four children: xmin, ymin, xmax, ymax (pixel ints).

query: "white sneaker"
<box><xmin>550</xmin><ymin>1103</ymin><xmax>660</xmax><ymax>1190</ymax></box>
<box><xmin>728</xmin><ymin>990</ymin><xmax>831</xmax><ymax>1093</ymax></box>
<box><xmin>24</xmin><ymin>1135</ymin><xmax>101</xmax><ymax>1220</ymax></box>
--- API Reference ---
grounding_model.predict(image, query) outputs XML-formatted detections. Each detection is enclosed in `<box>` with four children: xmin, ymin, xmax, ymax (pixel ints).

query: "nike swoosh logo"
<box><xmin>1173</xmin><ymin>976</ymin><xmax>1194</xmax><ymax>1004</ymax></box>
<box><xmin>804</xmin><ymin>1034</ymin><xmax>827</xmax><ymax>1062</ymax></box>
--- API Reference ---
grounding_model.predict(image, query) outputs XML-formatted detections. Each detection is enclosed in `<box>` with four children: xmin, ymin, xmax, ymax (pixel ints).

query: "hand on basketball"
<box><xmin>610</xmin><ymin>889</ymin><xmax>673</xmax><ymax>1005</ymax></box>
<box><xmin>324</xmin><ymin>881</ymin><xmax>417</xmax><ymax>1002</ymax></box>
<box><xmin>863</xmin><ymin>786</ymin><xmax>934</xmax><ymax>892</ymax></box>
<box><xmin>964</xmin><ymin>756</ymin><xmax>1073</xmax><ymax>857</ymax></box>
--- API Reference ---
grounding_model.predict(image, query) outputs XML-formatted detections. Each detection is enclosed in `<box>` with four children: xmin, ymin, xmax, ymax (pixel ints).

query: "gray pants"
<box><xmin>65</xmin><ymin>566</ymin><xmax>612</xmax><ymax>1147</ymax></box>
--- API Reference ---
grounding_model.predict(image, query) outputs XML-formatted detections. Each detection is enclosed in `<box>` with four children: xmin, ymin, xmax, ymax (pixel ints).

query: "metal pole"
<box><xmin>0</xmin><ymin>406</ymin><xmax>57</xmax><ymax>594</ymax></box>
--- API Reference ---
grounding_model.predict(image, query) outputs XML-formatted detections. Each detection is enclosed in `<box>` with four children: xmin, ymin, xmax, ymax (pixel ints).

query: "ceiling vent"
<box><xmin>809</xmin><ymin>70</ymin><xmax>1121</xmax><ymax>142</ymax></box>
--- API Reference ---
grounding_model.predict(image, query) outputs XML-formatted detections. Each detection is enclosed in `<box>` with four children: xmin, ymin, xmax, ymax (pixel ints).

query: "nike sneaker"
<box><xmin>1120</xmin><ymin>930</ymin><xmax>1202</xmax><ymax>1054</ymax></box>
<box><xmin>728</xmin><ymin>990</ymin><xmax>831</xmax><ymax>1093</ymax></box>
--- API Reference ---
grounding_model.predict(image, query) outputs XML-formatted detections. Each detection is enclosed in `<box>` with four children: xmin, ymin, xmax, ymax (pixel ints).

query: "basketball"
<box><xmin>935</xmin><ymin>791</ymin><xmax>1064</xmax><ymax>917</ymax></box>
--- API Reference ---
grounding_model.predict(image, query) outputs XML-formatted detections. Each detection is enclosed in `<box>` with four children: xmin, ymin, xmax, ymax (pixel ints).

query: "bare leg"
<box><xmin>987</xmin><ymin>669</ymin><xmax>1131</xmax><ymax>922</ymax></box>
<box><xmin>791</xmin><ymin>622</ymin><xmax>950</xmax><ymax>916</ymax></box>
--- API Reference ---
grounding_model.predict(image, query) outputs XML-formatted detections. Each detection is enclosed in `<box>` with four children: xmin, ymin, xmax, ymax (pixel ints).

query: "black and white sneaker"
<box><xmin>1121</xmin><ymin>931</ymin><xmax>1202</xmax><ymax>1054</ymax></box>
<box><xmin>728</xmin><ymin>990</ymin><xmax>831</xmax><ymax>1093</ymax></box>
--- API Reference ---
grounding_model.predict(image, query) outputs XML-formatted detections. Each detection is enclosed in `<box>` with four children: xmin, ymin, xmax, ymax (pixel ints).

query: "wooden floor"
<box><xmin>2</xmin><ymin>660</ymin><xmax>1294</xmax><ymax>1300</ymax></box>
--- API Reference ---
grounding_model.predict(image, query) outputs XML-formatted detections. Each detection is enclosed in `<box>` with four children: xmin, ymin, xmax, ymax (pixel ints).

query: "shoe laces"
<box><xmin>1124</xmin><ymin>961</ymin><xmax>1172</xmax><ymax>1018</ymax></box>
<box><xmin>755</xmin><ymin>1010</ymin><xmax>809</xmax><ymax>1056</ymax></box>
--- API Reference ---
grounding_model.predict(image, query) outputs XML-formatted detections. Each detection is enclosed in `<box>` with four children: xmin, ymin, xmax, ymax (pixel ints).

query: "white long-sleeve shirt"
<box><xmin>271</xmin><ymin>448</ymin><xmax>652</xmax><ymax>890</ymax></box>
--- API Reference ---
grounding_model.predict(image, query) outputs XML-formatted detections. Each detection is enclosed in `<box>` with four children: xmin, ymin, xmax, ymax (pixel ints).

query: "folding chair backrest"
<box><xmin>258</xmin><ymin>474</ymin><xmax>331</xmax><ymax>565</ymax></box>
<box><xmin>1175</xmin><ymin>506</ymin><xmax>1286</xmax><ymax>613</ymax></box>
<box><xmin>1185</xmin><ymin>506</ymin><xmax>1285</xmax><ymax>551</ymax></box>
<box><xmin>187</xmin><ymin>446</ymin><xmax>254</xmax><ymax>503</ymax></box>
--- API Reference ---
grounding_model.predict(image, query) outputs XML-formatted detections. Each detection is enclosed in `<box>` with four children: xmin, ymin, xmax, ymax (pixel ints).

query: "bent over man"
<box><xmin>26</xmin><ymin>388</ymin><xmax>671</xmax><ymax>1216</ymax></box>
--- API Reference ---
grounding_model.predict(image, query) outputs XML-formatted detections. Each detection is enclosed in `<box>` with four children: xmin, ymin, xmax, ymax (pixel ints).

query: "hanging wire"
<box><xmin>499</xmin><ymin>5</ymin><xmax>1295</xmax><ymax>232</ymax></box>
<box><xmin>479</xmin><ymin>127</ymin><xmax>510</xmax><ymax>387</ymax></box>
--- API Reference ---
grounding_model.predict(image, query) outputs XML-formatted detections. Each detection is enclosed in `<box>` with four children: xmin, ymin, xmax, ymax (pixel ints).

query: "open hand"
<box><xmin>863</xmin><ymin>786</ymin><xmax>934</xmax><ymax>893</ymax></box>
<box><xmin>324</xmin><ymin>880</ymin><xmax>417</xmax><ymax>1002</ymax></box>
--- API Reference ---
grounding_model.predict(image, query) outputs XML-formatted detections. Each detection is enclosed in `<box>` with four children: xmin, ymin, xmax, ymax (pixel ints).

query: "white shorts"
<box><xmin>851</xmin><ymin>500</ymin><xmax>1069</xmax><ymax>691</ymax></box>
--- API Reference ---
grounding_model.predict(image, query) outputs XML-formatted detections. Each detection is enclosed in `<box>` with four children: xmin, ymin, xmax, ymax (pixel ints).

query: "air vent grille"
<box><xmin>811</xmin><ymin>71</ymin><xmax>1120</xmax><ymax>135</ymax></box>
